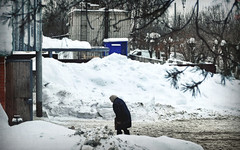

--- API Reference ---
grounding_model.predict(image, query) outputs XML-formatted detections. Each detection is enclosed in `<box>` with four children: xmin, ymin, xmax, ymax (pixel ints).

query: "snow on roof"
<box><xmin>42</xmin><ymin>36</ymin><xmax>91</xmax><ymax>49</ymax></box>
<box><xmin>88</xmin><ymin>3</ymin><xmax>99</xmax><ymax>7</ymax></box>
<box><xmin>103</xmin><ymin>38</ymin><xmax>128</xmax><ymax>42</ymax></box>
<box><xmin>69</xmin><ymin>8</ymin><xmax>128</xmax><ymax>14</ymax></box>
<box><xmin>98</xmin><ymin>8</ymin><xmax>129</xmax><ymax>12</ymax></box>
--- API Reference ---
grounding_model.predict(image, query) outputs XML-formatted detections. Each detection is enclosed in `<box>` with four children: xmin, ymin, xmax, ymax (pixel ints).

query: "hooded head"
<box><xmin>109</xmin><ymin>95</ymin><xmax>118</xmax><ymax>102</ymax></box>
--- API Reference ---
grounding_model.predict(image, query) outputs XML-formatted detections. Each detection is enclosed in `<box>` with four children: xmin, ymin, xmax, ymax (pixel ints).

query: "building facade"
<box><xmin>68</xmin><ymin>5</ymin><xmax>131</xmax><ymax>47</ymax></box>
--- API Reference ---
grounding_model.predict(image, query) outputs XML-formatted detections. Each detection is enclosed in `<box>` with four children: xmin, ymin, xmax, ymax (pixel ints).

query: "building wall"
<box><xmin>69</xmin><ymin>9</ymin><xmax>131</xmax><ymax>46</ymax></box>
<box><xmin>88</xmin><ymin>11</ymin><xmax>104</xmax><ymax>45</ymax></box>
<box><xmin>108</xmin><ymin>12</ymin><xmax>130</xmax><ymax>40</ymax></box>
<box><xmin>0</xmin><ymin>57</ymin><xmax>5</xmax><ymax>110</ymax></box>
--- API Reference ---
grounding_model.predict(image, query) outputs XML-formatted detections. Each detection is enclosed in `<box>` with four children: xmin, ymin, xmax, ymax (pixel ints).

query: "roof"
<box><xmin>103</xmin><ymin>38</ymin><xmax>128</xmax><ymax>42</ymax></box>
<box><xmin>69</xmin><ymin>8</ymin><xmax>129</xmax><ymax>14</ymax></box>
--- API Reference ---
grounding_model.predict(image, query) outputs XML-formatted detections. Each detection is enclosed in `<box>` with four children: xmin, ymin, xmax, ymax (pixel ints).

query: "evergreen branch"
<box><xmin>181</xmin><ymin>81</ymin><xmax>202</xmax><ymax>97</ymax></box>
<box><xmin>181</xmin><ymin>72</ymin><xmax>208</xmax><ymax>97</ymax></box>
<box><xmin>165</xmin><ymin>67</ymin><xmax>188</xmax><ymax>89</ymax></box>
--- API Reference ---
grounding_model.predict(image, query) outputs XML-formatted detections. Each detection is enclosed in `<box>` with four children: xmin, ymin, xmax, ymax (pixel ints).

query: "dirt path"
<box><xmin>131</xmin><ymin>118</ymin><xmax>240</xmax><ymax>150</ymax></box>
<box><xmin>45</xmin><ymin>117</ymin><xmax>240</xmax><ymax>150</ymax></box>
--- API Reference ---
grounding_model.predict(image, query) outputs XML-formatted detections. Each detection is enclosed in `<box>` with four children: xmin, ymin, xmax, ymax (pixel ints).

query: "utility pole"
<box><xmin>104</xmin><ymin>7</ymin><xmax>109</xmax><ymax>39</ymax></box>
<box><xmin>173</xmin><ymin>2</ymin><xmax>177</xmax><ymax>59</ymax></box>
<box><xmin>182</xmin><ymin>0</ymin><xmax>186</xmax><ymax>19</ymax></box>
<box><xmin>35</xmin><ymin>0</ymin><xmax>42</xmax><ymax>117</ymax></box>
<box><xmin>174</xmin><ymin>2</ymin><xmax>177</xmax><ymax>28</ymax></box>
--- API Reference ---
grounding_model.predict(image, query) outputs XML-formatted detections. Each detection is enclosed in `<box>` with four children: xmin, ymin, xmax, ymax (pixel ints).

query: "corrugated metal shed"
<box><xmin>68</xmin><ymin>8</ymin><xmax>131</xmax><ymax>46</ymax></box>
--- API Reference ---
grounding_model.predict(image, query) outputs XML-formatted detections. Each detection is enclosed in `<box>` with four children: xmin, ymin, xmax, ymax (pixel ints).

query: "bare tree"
<box><xmin>2</xmin><ymin>0</ymin><xmax>240</xmax><ymax>96</ymax></box>
<box><xmin>165</xmin><ymin>0</ymin><xmax>240</xmax><ymax>96</ymax></box>
<box><xmin>42</xmin><ymin>0</ymin><xmax>71</xmax><ymax>37</ymax></box>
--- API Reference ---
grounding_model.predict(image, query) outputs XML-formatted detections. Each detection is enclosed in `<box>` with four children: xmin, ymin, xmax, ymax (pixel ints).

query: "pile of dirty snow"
<box><xmin>0</xmin><ymin>105</ymin><xmax>203</xmax><ymax>150</ymax></box>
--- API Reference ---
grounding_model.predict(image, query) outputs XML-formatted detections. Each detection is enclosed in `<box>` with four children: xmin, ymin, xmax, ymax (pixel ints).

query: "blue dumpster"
<box><xmin>103</xmin><ymin>38</ymin><xmax>128</xmax><ymax>56</ymax></box>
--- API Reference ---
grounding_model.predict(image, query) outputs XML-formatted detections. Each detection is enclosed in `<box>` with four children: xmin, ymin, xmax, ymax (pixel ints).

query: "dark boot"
<box><xmin>123</xmin><ymin>129</ymin><xmax>130</xmax><ymax>135</ymax></box>
<box><xmin>117</xmin><ymin>129</ymin><xmax>122</xmax><ymax>135</ymax></box>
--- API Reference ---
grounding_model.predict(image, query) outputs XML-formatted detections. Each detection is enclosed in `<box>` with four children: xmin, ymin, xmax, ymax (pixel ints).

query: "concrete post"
<box><xmin>35</xmin><ymin>0</ymin><xmax>42</xmax><ymax>117</ymax></box>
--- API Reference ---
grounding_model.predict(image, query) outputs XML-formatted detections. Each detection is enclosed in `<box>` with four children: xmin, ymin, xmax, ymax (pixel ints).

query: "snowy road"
<box><xmin>42</xmin><ymin>117</ymin><xmax>240</xmax><ymax>150</ymax></box>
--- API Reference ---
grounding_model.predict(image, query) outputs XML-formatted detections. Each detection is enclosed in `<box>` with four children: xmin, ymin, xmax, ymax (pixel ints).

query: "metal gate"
<box><xmin>6</xmin><ymin>59</ymin><xmax>33</xmax><ymax>125</ymax></box>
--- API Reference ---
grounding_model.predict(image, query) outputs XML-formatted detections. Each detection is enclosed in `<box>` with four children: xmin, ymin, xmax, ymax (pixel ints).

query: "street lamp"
<box><xmin>146</xmin><ymin>32</ymin><xmax>161</xmax><ymax>58</ymax></box>
<box><xmin>168</xmin><ymin>37</ymin><xmax>173</xmax><ymax>60</ymax></box>
<box><xmin>212</xmin><ymin>39</ymin><xmax>219</xmax><ymax>52</ymax></box>
<box><xmin>220</xmin><ymin>40</ymin><xmax>227</xmax><ymax>55</ymax></box>
<box><xmin>220</xmin><ymin>40</ymin><xmax>228</xmax><ymax>73</ymax></box>
<box><xmin>163</xmin><ymin>39</ymin><xmax>167</xmax><ymax>45</ymax></box>
<box><xmin>169</xmin><ymin>37</ymin><xmax>173</xmax><ymax>43</ymax></box>
<box><xmin>182</xmin><ymin>0</ymin><xmax>186</xmax><ymax>9</ymax></box>
<box><xmin>187</xmin><ymin>37</ymin><xmax>196</xmax><ymax>62</ymax></box>
<box><xmin>182</xmin><ymin>0</ymin><xmax>186</xmax><ymax>18</ymax></box>
<box><xmin>163</xmin><ymin>39</ymin><xmax>167</xmax><ymax>60</ymax></box>
<box><xmin>220</xmin><ymin>40</ymin><xmax>227</xmax><ymax>47</ymax></box>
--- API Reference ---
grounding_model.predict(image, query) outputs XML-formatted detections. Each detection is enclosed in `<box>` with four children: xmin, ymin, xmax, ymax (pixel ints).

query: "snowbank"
<box><xmin>41</xmin><ymin>53</ymin><xmax>240</xmax><ymax>121</ymax></box>
<box><xmin>117</xmin><ymin>135</ymin><xmax>203</xmax><ymax>150</ymax></box>
<box><xmin>0</xmin><ymin>105</ymin><xmax>203</xmax><ymax>150</ymax></box>
<box><xmin>0</xmin><ymin>105</ymin><xmax>9</xmax><ymax>129</ymax></box>
<box><xmin>0</xmin><ymin>120</ymin><xmax>79</xmax><ymax>150</ymax></box>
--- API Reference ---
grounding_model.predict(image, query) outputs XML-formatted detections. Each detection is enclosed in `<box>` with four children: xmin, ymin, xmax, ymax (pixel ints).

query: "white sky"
<box><xmin>169</xmin><ymin>0</ymin><xmax>235</xmax><ymax>16</ymax></box>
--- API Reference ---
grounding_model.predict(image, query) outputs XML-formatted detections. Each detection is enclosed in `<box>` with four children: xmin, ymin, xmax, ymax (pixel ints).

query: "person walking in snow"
<box><xmin>109</xmin><ymin>95</ymin><xmax>131</xmax><ymax>135</ymax></box>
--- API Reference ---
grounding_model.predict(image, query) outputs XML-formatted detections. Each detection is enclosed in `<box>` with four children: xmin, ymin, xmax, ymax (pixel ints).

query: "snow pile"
<box><xmin>42</xmin><ymin>53</ymin><xmax>240</xmax><ymax>121</ymax></box>
<box><xmin>0</xmin><ymin>105</ymin><xmax>9</xmax><ymax>129</ymax></box>
<box><xmin>42</xmin><ymin>36</ymin><xmax>91</xmax><ymax>49</ymax></box>
<box><xmin>71</xmin><ymin>126</ymin><xmax>203</xmax><ymax>150</ymax></box>
<box><xmin>0</xmin><ymin>120</ymin><xmax>78</xmax><ymax>150</ymax></box>
<box><xmin>0</xmin><ymin>105</ymin><xmax>203</xmax><ymax>150</ymax></box>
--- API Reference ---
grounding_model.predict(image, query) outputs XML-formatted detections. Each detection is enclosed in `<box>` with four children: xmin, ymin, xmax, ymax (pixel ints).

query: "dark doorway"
<box><xmin>6</xmin><ymin>59</ymin><xmax>33</xmax><ymax>125</ymax></box>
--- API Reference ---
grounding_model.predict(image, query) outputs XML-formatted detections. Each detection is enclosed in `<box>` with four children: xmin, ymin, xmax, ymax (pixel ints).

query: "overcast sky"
<box><xmin>169</xmin><ymin>0</ymin><xmax>235</xmax><ymax>16</ymax></box>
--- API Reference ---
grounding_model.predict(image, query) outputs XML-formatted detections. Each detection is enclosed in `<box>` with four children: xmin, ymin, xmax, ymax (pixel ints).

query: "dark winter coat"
<box><xmin>113</xmin><ymin>98</ymin><xmax>131</xmax><ymax>130</ymax></box>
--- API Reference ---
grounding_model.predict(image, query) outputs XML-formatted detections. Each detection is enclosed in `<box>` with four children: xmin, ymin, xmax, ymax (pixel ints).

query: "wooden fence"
<box><xmin>128</xmin><ymin>54</ymin><xmax>216</xmax><ymax>73</ymax></box>
<box><xmin>128</xmin><ymin>54</ymin><xmax>165</xmax><ymax>64</ymax></box>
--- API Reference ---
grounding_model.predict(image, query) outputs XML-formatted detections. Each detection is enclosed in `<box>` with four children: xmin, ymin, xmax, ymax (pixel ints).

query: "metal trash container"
<box><xmin>103</xmin><ymin>38</ymin><xmax>128</xmax><ymax>56</ymax></box>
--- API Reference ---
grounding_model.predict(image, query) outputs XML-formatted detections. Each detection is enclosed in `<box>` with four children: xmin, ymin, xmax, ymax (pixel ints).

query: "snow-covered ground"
<box><xmin>41</xmin><ymin>53</ymin><xmax>240</xmax><ymax>121</ymax></box>
<box><xmin>0</xmin><ymin>104</ymin><xmax>203</xmax><ymax>150</ymax></box>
